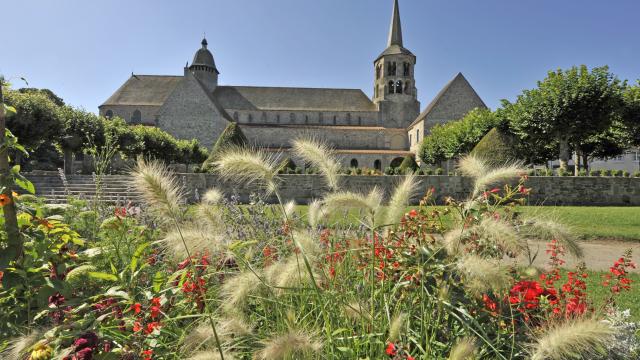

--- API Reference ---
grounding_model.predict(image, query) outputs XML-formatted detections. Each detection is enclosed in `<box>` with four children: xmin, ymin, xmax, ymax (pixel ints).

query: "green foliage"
<box><xmin>501</xmin><ymin>65</ymin><xmax>627</xmax><ymax>165</ymax></box>
<box><xmin>599</xmin><ymin>169</ymin><xmax>611</xmax><ymax>177</ymax></box>
<box><xmin>622</xmin><ymin>81</ymin><xmax>640</xmax><ymax>147</ymax></box>
<box><xmin>589</xmin><ymin>169</ymin><xmax>599</xmax><ymax>176</ymax></box>
<box><xmin>17</xmin><ymin>88</ymin><xmax>65</xmax><ymax>106</ymax></box>
<box><xmin>418</xmin><ymin>108</ymin><xmax>500</xmax><ymax>165</ymax></box>
<box><xmin>435</xmin><ymin>168</ymin><xmax>444</xmax><ymax>175</ymax></box>
<box><xmin>399</xmin><ymin>155</ymin><xmax>418</xmax><ymax>172</ymax></box>
<box><xmin>633</xmin><ymin>171</ymin><xmax>640</xmax><ymax>178</ymax></box>
<box><xmin>470</xmin><ymin>127</ymin><xmax>519</xmax><ymax>166</ymax></box>
<box><xmin>578</xmin><ymin>169</ymin><xmax>587</xmax><ymax>176</ymax></box>
<box><xmin>384</xmin><ymin>166</ymin><xmax>394</xmax><ymax>175</ymax></box>
<box><xmin>279</xmin><ymin>158</ymin><xmax>297</xmax><ymax>174</ymax></box>
<box><xmin>204</xmin><ymin>122</ymin><xmax>248</xmax><ymax>170</ymax></box>
<box><xmin>4</xmin><ymin>89</ymin><xmax>63</xmax><ymax>151</ymax></box>
<box><xmin>623</xmin><ymin>171</ymin><xmax>631</xmax><ymax>178</ymax></box>
<box><xmin>611</xmin><ymin>169</ymin><xmax>623</xmax><ymax>177</ymax></box>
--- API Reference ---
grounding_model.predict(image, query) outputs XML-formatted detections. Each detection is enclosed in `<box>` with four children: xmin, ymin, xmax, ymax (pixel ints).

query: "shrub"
<box><xmin>634</xmin><ymin>171</ymin><xmax>640</xmax><ymax>178</ymax></box>
<box><xmin>203</xmin><ymin>122</ymin><xmax>248</xmax><ymax>170</ymax></box>
<box><xmin>295</xmin><ymin>167</ymin><xmax>303</xmax><ymax>174</ymax></box>
<box><xmin>435</xmin><ymin>168</ymin><xmax>444</xmax><ymax>175</ymax></box>
<box><xmin>355</xmin><ymin>167</ymin><xmax>363</xmax><ymax>175</ymax></box>
<box><xmin>415</xmin><ymin>169</ymin><xmax>424</xmax><ymax>175</ymax></box>
<box><xmin>423</xmin><ymin>168</ymin><xmax>433</xmax><ymax>175</ymax></box>
<box><xmin>279</xmin><ymin>158</ymin><xmax>297</xmax><ymax>174</ymax></box>
<box><xmin>589</xmin><ymin>169</ymin><xmax>599</xmax><ymax>176</ymax></box>
<box><xmin>557</xmin><ymin>168</ymin><xmax>569</xmax><ymax>177</ymax></box>
<box><xmin>577</xmin><ymin>169</ymin><xmax>587</xmax><ymax>176</ymax></box>
<box><xmin>384</xmin><ymin>166</ymin><xmax>395</xmax><ymax>175</ymax></box>
<box><xmin>399</xmin><ymin>155</ymin><xmax>418</xmax><ymax>173</ymax></box>
<box><xmin>623</xmin><ymin>171</ymin><xmax>631</xmax><ymax>178</ymax></box>
<box><xmin>470</xmin><ymin>127</ymin><xmax>519</xmax><ymax>167</ymax></box>
<box><xmin>600</xmin><ymin>169</ymin><xmax>611</xmax><ymax>177</ymax></box>
<box><xmin>612</xmin><ymin>169</ymin><xmax>623</xmax><ymax>177</ymax></box>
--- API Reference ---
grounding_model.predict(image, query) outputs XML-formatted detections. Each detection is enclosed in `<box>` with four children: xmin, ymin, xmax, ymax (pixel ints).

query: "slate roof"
<box><xmin>101</xmin><ymin>75</ymin><xmax>183</xmax><ymax>107</ymax></box>
<box><xmin>213</xmin><ymin>86</ymin><xmax>378</xmax><ymax>112</ymax></box>
<box><xmin>408</xmin><ymin>72</ymin><xmax>487</xmax><ymax>129</ymax></box>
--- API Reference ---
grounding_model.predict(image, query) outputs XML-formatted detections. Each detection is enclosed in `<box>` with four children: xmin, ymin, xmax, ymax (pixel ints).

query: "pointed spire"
<box><xmin>387</xmin><ymin>0</ymin><xmax>403</xmax><ymax>47</ymax></box>
<box><xmin>201</xmin><ymin>37</ymin><xmax>208</xmax><ymax>49</ymax></box>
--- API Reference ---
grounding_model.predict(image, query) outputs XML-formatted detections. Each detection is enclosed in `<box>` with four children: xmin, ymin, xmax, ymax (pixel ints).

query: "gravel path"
<box><xmin>506</xmin><ymin>240</ymin><xmax>640</xmax><ymax>272</ymax></box>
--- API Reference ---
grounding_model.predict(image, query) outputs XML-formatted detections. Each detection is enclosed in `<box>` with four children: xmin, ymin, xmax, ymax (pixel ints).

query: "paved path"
<box><xmin>506</xmin><ymin>240</ymin><xmax>640</xmax><ymax>273</ymax></box>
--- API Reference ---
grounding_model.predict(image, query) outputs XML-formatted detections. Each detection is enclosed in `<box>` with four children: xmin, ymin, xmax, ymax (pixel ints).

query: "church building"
<box><xmin>99</xmin><ymin>0</ymin><xmax>486</xmax><ymax>170</ymax></box>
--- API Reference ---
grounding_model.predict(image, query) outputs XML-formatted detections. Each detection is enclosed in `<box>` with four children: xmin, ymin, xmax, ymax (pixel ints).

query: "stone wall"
<box><xmin>176</xmin><ymin>174</ymin><xmax>640</xmax><ymax>206</ymax></box>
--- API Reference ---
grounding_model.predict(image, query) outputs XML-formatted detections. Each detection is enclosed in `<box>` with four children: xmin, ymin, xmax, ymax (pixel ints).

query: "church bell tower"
<box><xmin>373</xmin><ymin>0</ymin><xmax>420</xmax><ymax>128</ymax></box>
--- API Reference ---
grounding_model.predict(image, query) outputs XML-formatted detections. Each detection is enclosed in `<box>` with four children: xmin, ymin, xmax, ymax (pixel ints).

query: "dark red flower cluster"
<box><xmin>603</xmin><ymin>250</ymin><xmax>635</xmax><ymax>296</ymax></box>
<box><xmin>132</xmin><ymin>297</ymin><xmax>164</xmax><ymax>335</ymax></box>
<box><xmin>177</xmin><ymin>252</ymin><xmax>210</xmax><ymax>311</ymax></box>
<box><xmin>63</xmin><ymin>332</ymin><xmax>99</xmax><ymax>360</ymax></box>
<box><xmin>509</xmin><ymin>280</ymin><xmax>558</xmax><ymax>312</ymax></box>
<box><xmin>385</xmin><ymin>342</ymin><xmax>415</xmax><ymax>360</ymax></box>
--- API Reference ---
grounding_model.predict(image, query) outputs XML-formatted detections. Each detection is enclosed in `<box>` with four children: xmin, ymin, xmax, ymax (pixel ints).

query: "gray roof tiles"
<box><xmin>101</xmin><ymin>75</ymin><xmax>183</xmax><ymax>107</ymax></box>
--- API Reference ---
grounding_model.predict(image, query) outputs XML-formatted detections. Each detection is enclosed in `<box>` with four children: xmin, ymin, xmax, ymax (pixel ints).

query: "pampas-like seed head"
<box><xmin>187</xmin><ymin>351</ymin><xmax>236</xmax><ymax>360</ymax></box>
<box><xmin>478</xmin><ymin>217</ymin><xmax>525</xmax><ymax>255</ymax></box>
<box><xmin>530</xmin><ymin>319</ymin><xmax>613</xmax><ymax>360</ymax></box>
<box><xmin>283</xmin><ymin>200</ymin><xmax>296</xmax><ymax>221</ymax></box>
<box><xmin>323</xmin><ymin>187</ymin><xmax>383</xmax><ymax>228</ymax></box>
<box><xmin>221</xmin><ymin>270</ymin><xmax>264</xmax><ymax>312</ymax></box>
<box><xmin>255</xmin><ymin>330</ymin><xmax>322</xmax><ymax>360</ymax></box>
<box><xmin>292</xmin><ymin>230</ymin><xmax>321</xmax><ymax>257</ymax></box>
<box><xmin>458</xmin><ymin>155</ymin><xmax>488</xmax><ymax>179</ymax></box>
<box><xmin>472</xmin><ymin>164</ymin><xmax>524</xmax><ymax>198</ymax></box>
<box><xmin>292</xmin><ymin>138</ymin><xmax>341</xmax><ymax>190</ymax></box>
<box><xmin>343</xmin><ymin>301</ymin><xmax>370</xmax><ymax>321</ymax></box>
<box><xmin>213</xmin><ymin>147</ymin><xmax>281</xmax><ymax>194</ymax></box>
<box><xmin>183</xmin><ymin>317</ymin><xmax>253</xmax><ymax>353</ymax></box>
<box><xmin>132</xmin><ymin>158</ymin><xmax>184</xmax><ymax>222</ymax></box>
<box><xmin>448</xmin><ymin>337</ymin><xmax>478</xmax><ymax>360</ymax></box>
<box><xmin>388</xmin><ymin>313</ymin><xmax>407</xmax><ymax>342</ymax></box>
<box><xmin>521</xmin><ymin>217</ymin><xmax>583</xmax><ymax>258</ymax></box>
<box><xmin>202</xmin><ymin>188</ymin><xmax>224</xmax><ymax>205</ymax></box>
<box><xmin>456</xmin><ymin>255</ymin><xmax>511</xmax><ymax>295</ymax></box>
<box><xmin>307</xmin><ymin>199</ymin><xmax>326</xmax><ymax>228</ymax></box>
<box><xmin>2</xmin><ymin>330</ymin><xmax>46</xmax><ymax>360</ymax></box>
<box><xmin>161</xmin><ymin>226</ymin><xmax>225</xmax><ymax>259</ymax></box>
<box><xmin>384</xmin><ymin>174</ymin><xmax>418</xmax><ymax>226</ymax></box>
<box><xmin>65</xmin><ymin>265</ymin><xmax>97</xmax><ymax>285</ymax></box>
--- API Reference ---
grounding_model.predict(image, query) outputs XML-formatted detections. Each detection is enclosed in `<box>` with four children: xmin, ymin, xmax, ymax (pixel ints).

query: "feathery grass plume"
<box><xmin>188</xmin><ymin>351</ymin><xmax>235</xmax><ymax>360</ymax></box>
<box><xmin>441</xmin><ymin>229</ymin><xmax>468</xmax><ymax>256</ymax></box>
<box><xmin>448</xmin><ymin>337</ymin><xmax>478</xmax><ymax>360</ymax></box>
<box><xmin>530</xmin><ymin>319</ymin><xmax>613</xmax><ymax>360</ymax></box>
<box><xmin>324</xmin><ymin>187</ymin><xmax>383</xmax><ymax>228</ymax></box>
<box><xmin>307</xmin><ymin>199</ymin><xmax>326</xmax><ymax>228</ymax></box>
<box><xmin>458</xmin><ymin>155</ymin><xmax>488</xmax><ymax>179</ymax></box>
<box><xmin>283</xmin><ymin>199</ymin><xmax>296</xmax><ymax>220</ymax></box>
<box><xmin>472</xmin><ymin>164</ymin><xmax>525</xmax><ymax>198</ymax></box>
<box><xmin>521</xmin><ymin>217</ymin><xmax>583</xmax><ymax>258</ymax></box>
<box><xmin>202</xmin><ymin>188</ymin><xmax>224</xmax><ymax>205</ymax></box>
<box><xmin>161</xmin><ymin>226</ymin><xmax>225</xmax><ymax>259</ymax></box>
<box><xmin>132</xmin><ymin>158</ymin><xmax>184</xmax><ymax>222</ymax></box>
<box><xmin>477</xmin><ymin>217</ymin><xmax>525</xmax><ymax>255</ymax></box>
<box><xmin>255</xmin><ymin>329</ymin><xmax>323</xmax><ymax>360</ymax></box>
<box><xmin>388</xmin><ymin>313</ymin><xmax>407</xmax><ymax>342</ymax></box>
<box><xmin>65</xmin><ymin>265</ymin><xmax>97</xmax><ymax>285</ymax></box>
<box><xmin>292</xmin><ymin>230</ymin><xmax>321</xmax><ymax>257</ymax></box>
<box><xmin>218</xmin><ymin>316</ymin><xmax>254</xmax><ymax>338</ymax></box>
<box><xmin>197</xmin><ymin>202</ymin><xmax>225</xmax><ymax>230</ymax></box>
<box><xmin>2</xmin><ymin>329</ymin><xmax>46</xmax><ymax>360</ymax></box>
<box><xmin>221</xmin><ymin>270</ymin><xmax>264</xmax><ymax>312</ymax></box>
<box><xmin>384</xmin><ymin>174</ymin><xmax>418</xmax><ymax>225</ymax></box>
<box><xmin>343</xmin><ymin>301</ymin><xmax>370</xmax><ymax>321</ymax></box>
<box><xmin>271</xmin><ymin>255</ymin><xmax>318</xmax><ymax>292</ymax></box>
<box><xmin>292</xmin><ymin>138</ymin><xmax>341</xmax><ymax>190</ymax></box>
<box><xmin>213</xmin><ymin>147</ymin><xmax>282</xmax><ymax>194</ymax></box>
<box><xmin>183</xmin><ymin>317</ymin><xmax>253</xmax><ymax>352</ymax></box>
<box><xmin>456</xmin><ymin>255</ymin><xmax>511</xmax><ymax>295</ymax></box>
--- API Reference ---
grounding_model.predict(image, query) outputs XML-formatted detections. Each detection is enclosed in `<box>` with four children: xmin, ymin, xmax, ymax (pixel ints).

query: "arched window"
<box><xmin>388</xmin><ymin>81</ymin><xmax>395</xmax><ymax>94</ymax></box>
<box><xmin>376</xmin><ymin>65</ymin><xmax>381</xmax><ymax>79</ymax></box>
<box><xmin>403</xmin><ymin>62</ymin><xmax>410</xmax><ymax>76</ymax></box>
<box><xmin>409</xmin><ymin>134</ymin><xmax>412</xmax><ymax>145</ymax></box>
<box><xmin>318</xmin><ymin>112</ymin><xmax>323</xmax><ymax>124</ymax></box>
<box><xmin>261</xmin><ymin>112</ymin><xmax>267</xmax><ymax>122</ymax></box>
<box><xmin>276</xmin><ymin>114</ymin><xmax>280</xmax><ymax>123</ymax></box>
<box><xmin>131</xmin><ymin>110</ymin><xmax>141</xmax><ymax>124</ymax></box>
<box><xmin>350</xmin><ymin>159</ymin><xmax>359</xmax><ymax>168</ymax></box>
<box><xmin>396</xmin><ymin>80</ymin><xmax>403</xmax><ymax>94</ymax></box>
<box><xmin>233</xmin><ymin>112</ymin><xmax>239</xmax><ymax>121</ymax></box>
<box><xmin>374</xmin><ymin>86</ymin><xmax>378</xmax><ymax>98</ymax></box>
<box><xmin>346</xmin><ymin>113</ymin><xmax>351</xmax><ymax>124</ymax></box>
<box><xmin>374</xmin><ymin>160</ymin><xmax>382</xmax><ymax>171</ymax></box>
<box><xmin>333</xmin><ymin>115</ymin><xmax>337</xmax><ymax>125</ymax></box>
<box><xmin>305</xmin><ymin>115</ymin><xmax>309</xmax><ymax>124</ymax></box>
<box><xmin>358</xmin><ymin>117</ymin><xmax>362</xmax><ymax>125</ymax></box>
<box><xmin>404</xmin><ymin>81</ymin><xmax>410</xmax><ymax>95</ymax></box>
<box><xmin>387</xmin><ymin>62</ymin><xmax>397</xmax><ymax>76</ymax></box>
<box><xmin>289</xmin><ymin>113</ymin><xmax>296</xmax><ymax>123</ymax></box>
<box><xmin>105</xmin><ymin>110</ymin><xmax>113</xmax><ymax>119</ymax></box>
<box><xmin>247</xmin><ymin>114</ymin><xmax>253</xmax><ymax>123</ymax></box>
<box><xmin>417</xmin><ymin>129</ymin><xmax>420</xmax><ymax>142</ymax></box>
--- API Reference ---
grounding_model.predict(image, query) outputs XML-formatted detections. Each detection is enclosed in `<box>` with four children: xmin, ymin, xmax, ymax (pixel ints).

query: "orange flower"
<box><xmin>0</xmin><ymin>194</ymin><xmax>12</xmax><ymax>207</ymax></box>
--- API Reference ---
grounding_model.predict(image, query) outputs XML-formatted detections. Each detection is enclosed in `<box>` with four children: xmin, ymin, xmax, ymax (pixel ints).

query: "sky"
<box><xmin>2</xmin><ymin>0</ymin><xmax>639</xmax><ymax>113</ymax></box>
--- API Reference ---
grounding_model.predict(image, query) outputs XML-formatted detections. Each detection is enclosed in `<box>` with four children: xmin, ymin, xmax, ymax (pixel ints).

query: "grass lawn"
<box><xmin>580</xmin><ymin>270</ymin><xmax>640</xmax><ymax>322</ymax></box>
<box><xmin>291</xmin><ymin>205</ymin><xmax>640</xmax><ymax>241</ymax></box>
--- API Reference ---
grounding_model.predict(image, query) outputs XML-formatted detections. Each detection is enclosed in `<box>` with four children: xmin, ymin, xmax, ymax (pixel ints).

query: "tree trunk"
<box><xmin>0</xmin><ymin>78</ymin><xmax>22</xmax><ymax>267</ymax></box>
<box><xmin>558</xmin><ymin>136</ymin><xmax>570</xmax><ymax>171</ymax></box>
<box><xmin>573</xmin><ymin>152</ymin><xmax>580</xmax><ymax>176</ymax></box>
<box><xmin>581</xmin><ymin>152</ymin><xmax>589</xmax><ymax>173</ymax></box>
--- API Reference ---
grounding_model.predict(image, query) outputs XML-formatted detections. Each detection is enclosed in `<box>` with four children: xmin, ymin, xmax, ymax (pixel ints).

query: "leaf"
<box><xmin>88</xmin><ymin>272</ymin><xmax>118</xmax><ymax>282</ymax></box>
<box><xmin>15</xmin><ymin>177</ymin><xmax>35</xmax><ymax>194</ymax></box>
<box><xmin>130</xmin><ymin>242</ymin><xmax>150</xmax><ymax>272</ymax></box>
<box><xmin>3</xmin><ymin>104</ymin><xmax>16</xmax><ymax>117</ymax></box>
<box><xmin>153</xmin><ymin>271</ymin><xmax>165</xmax><ymax>293</ymax></box>
<box><xmin>105</xmin><ymin>286</ymin><xmax>130</xmax><ymax>300</ymax></box>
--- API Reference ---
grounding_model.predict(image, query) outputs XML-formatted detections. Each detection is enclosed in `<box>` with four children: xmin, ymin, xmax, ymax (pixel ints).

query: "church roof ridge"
<box><xmin>219</xmin><ymin>85</ymin><xmax>368</xmax><ymax>92</ymax></box>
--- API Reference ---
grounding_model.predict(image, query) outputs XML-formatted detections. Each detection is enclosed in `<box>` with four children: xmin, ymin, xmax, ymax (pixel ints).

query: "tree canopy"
<box><xmin>418</xmin><ymin>108</ymin><xmax>500</xmax><ymax>165</ymax></box>
<box><xmin>4</xmin><ymin>89</ymin><xmax>63</xmax><ymax>151</ymax></box>
<box><xmin>204</xmin><ymin>122</ymin><xmax>248</xmax><ymax>170</ymax></box>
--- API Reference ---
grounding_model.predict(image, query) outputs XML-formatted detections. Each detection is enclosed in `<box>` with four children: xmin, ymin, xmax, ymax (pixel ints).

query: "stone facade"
<box><xmin>99</xmin><ymin>0</ymin><xmax>486</xmax><ymax>164</ymax></box>
<box><xmin>171</xmin><ymin>174</ymin><xmax>640</xmax><ymax>206</ymax></box>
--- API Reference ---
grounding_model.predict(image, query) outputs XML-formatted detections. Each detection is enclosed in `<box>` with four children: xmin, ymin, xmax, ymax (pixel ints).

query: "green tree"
<box><xmin>418</xmin><ymin>108</ymin><xmax>499</xmax><ymax>165</ymax></box>
<box><xmin>622</xmin><ymin>81</ymin><xmax>640</xmax><ymax>147</ymax></box>
<box><xmin>502</xmin><ymin>65</ymin><xmax>626</xmax><ymax>170</ymax></box>
<box><xmin>204</xmin><ymin>122</ymin><xmax>248</xmax><ymax>170</ymax></box>
<box><xmin>470</xmin><ymin>127</ymin><xmax>519</xmax><ymax>166</ymax></box>
<box><xmin>17</xmin><ymin>88</ymin><xmax>65</xmax><ymax>106</ymax></box>
<box><xmin>4</xmin><ymin>89</ymin><xmax>63</xmax><ymax>152</ymax></box>
<box><xmin>399</xmin><ymin>155</ymin><xmax>418</xmax><ymax>172</ymax></box>
<box><xmin>59</xmin><ymin>106</ymin><xmax>106</xmax><ymax>151</ymax></box>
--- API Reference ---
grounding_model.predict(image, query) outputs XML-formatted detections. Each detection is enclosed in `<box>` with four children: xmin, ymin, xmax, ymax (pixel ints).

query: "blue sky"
<box><xmin>2</xmin><ymin>0</ymin><xmax>639</xmax><ymax>112</ymax></box>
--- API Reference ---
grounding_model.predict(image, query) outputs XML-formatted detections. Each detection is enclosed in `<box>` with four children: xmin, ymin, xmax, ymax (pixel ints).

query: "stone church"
<box><xmin>99</xmin><ymin>0</ymin><xmax>486</xmax><ymax>170</ymax></box>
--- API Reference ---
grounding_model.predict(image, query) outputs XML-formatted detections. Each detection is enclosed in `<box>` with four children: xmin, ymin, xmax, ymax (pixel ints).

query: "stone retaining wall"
<box><xmin>175</xmin><ymin>174</ymin><xmax>640</xmax><ymax>206</ymax></box>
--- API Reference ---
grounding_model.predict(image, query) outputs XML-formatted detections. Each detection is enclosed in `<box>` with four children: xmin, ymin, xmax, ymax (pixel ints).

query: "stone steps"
<box><xmin>26</xmin><ymin>174</ymin><xmax>145</xmax><ymax>204</ymax></box>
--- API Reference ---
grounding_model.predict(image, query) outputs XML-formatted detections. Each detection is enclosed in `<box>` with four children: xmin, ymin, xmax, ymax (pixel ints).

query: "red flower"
<box><xmin>151</xmin><ymin>297</ymin><xmax>161</xmax><ymax>306</ymax></box>
<box><xmin>482</xmin><ymin>294</ymin><xmax>498</xmax><ymax>314</ymax></box>
<box><xmin>150</xmin><ymin>306</ymin><xmax>161</xmax><ymax>319</ymax></box>
<box><xmin>145</xmin><ymin>321</ymin><xmax>161</xmax><ymax>335</ymax></box>
<box><xmin>131</xmin><ymin>303</ymin><xmax>142</xmax><ymax>314</ymax></box>
<box><xmin>48</xmin><ymin>293</ymin><xmax>66</xmax><ymax>308</ymax></box>
<box><xmin>385</xmin><ymin>343</ymin><xmax>397</xmax><ymax>356</ymax></box>
<box><xmin>408</xmin><ymin>209</ymin><xmax>418</xmax><ymax>218</ymax></box>
<box><xmin>114</xmin><ymin>207</ymin><xmax>127</xmax><ymax>218</ymax></box>
<box><xmin>133</xmin><ymin>321</ymin><xmax>142</xmax><ymax>332</ymax></box>
<box><xmin>142</xmin><ymin>349</ymin><xmax>153</xmax><ymax>360</ymax></box>
<box><xmin>407</xmin><ymin>356</ymin><xmax>415</xmax><ymax>360</ymax></box>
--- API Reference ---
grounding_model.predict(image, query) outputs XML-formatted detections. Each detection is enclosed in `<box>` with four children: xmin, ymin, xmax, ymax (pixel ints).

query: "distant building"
<box><xmin>99</xmin><ymin>0</ymin><xmax>486</xmax><ymax>170</ymax></box>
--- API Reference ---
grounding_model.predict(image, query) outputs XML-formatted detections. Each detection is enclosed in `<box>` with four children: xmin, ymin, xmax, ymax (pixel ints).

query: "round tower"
<box><xmin>187</xmin><ymin>38</ymin><xmax>219</xmax><ymax>92</ymax></box>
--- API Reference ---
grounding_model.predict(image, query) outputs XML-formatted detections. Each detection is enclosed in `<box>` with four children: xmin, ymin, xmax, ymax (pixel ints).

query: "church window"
<box><xmin>374</xmin><ymin>160</ymin><xmax>382</xmax><ymax>171</ymax></box>
<box><xmin>358</xmin><ymin>117</ymin><xmax>362</xmax><ymax>125</ymax></box>
<box><xmin>131</xmin><ymin>110</ymin><xmax>141</xmax><ymax>124</ymax></box>
<box><xmin>276</xmin><ymin>114</ymin><xmax>280</xmax><ymax>123</ymax></box>
<box><xmin>350</xmin><ymin>159</ymin><xmax>359</xmax><ymax>168</ymax></box>
<box><xmin>319</xmin><ymin>112</ymin><xmax>323</xmax><ymax>124</ymax></box>
<box><xmin>387</xmin><ymin>62</ymin><xmax>397</xmax><ymax>76</ymax></box>
<box><xmin>396</xmin><ymin>80</ymin><xmax>403</xmax><ymax>94</ymax></box>
<box><xmin>333</xmin><ymin>116</ymin><xmax>337</xmax><ymax>125</ymax></box>
<box><xmin>417</xmin><ymin>129</ymin><xmax>420</xmax><ymax>142</ymax></box>
<box><xmin>388</xmin><ymin>81</ymin><xmax>395</xmax><ymax>94</ymax></box>
<box><xmin>346</xmin><ymin>113</ymin><xmax>351</xmax><ymax>124</ymax></box>
<box><xmin>376</xmin><ymin>65</ymin><xmax>381</xmax><ymax>79</ymax></box>
<box><xmin>290</xmin><ymin>113</ymin><xmax>296</xmax><ymax>123</ymax></box>
<box><xmin>404</xmin><ymin>81</ymin><xmax>410</xmax><ymax>95</ymax></box>
<box><xmin>247</xmin><ymin>114</ymin><xmax>253</xmax><ymax>123</ymax></box>
<box><xmin>374</xmin><ymin>86</ymin><xmax>378</xmax><ymax>98</ymax></box>
<box><xmin>105</xmin><ymin>110</ymin><xmax>113</xmax><ymax>119</ymax></box>
<box><xmin>403</xmin><ymin>62</ymin><xmax>410</xmax><ymax>76</ymax></box>
<box><xmin>305</xmin><ymin>115</ymin><xmax>309</xmax><ymax>124</ymax></box>
<box><xmin>233</xmin><ymin>112</ymin><xmax>239</xmax><ymax>121</ymax></box>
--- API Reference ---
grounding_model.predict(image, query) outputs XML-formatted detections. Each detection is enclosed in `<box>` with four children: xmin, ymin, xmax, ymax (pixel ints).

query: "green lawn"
<box><xmin>292</xmin><ymin>205</ymin><xmax>640</xmax><ymax>241</ymax></box>
<box><xmin>580</xmin><ymin>270</ymin><xmax>640</xmax><ymax>322</ymax></box>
